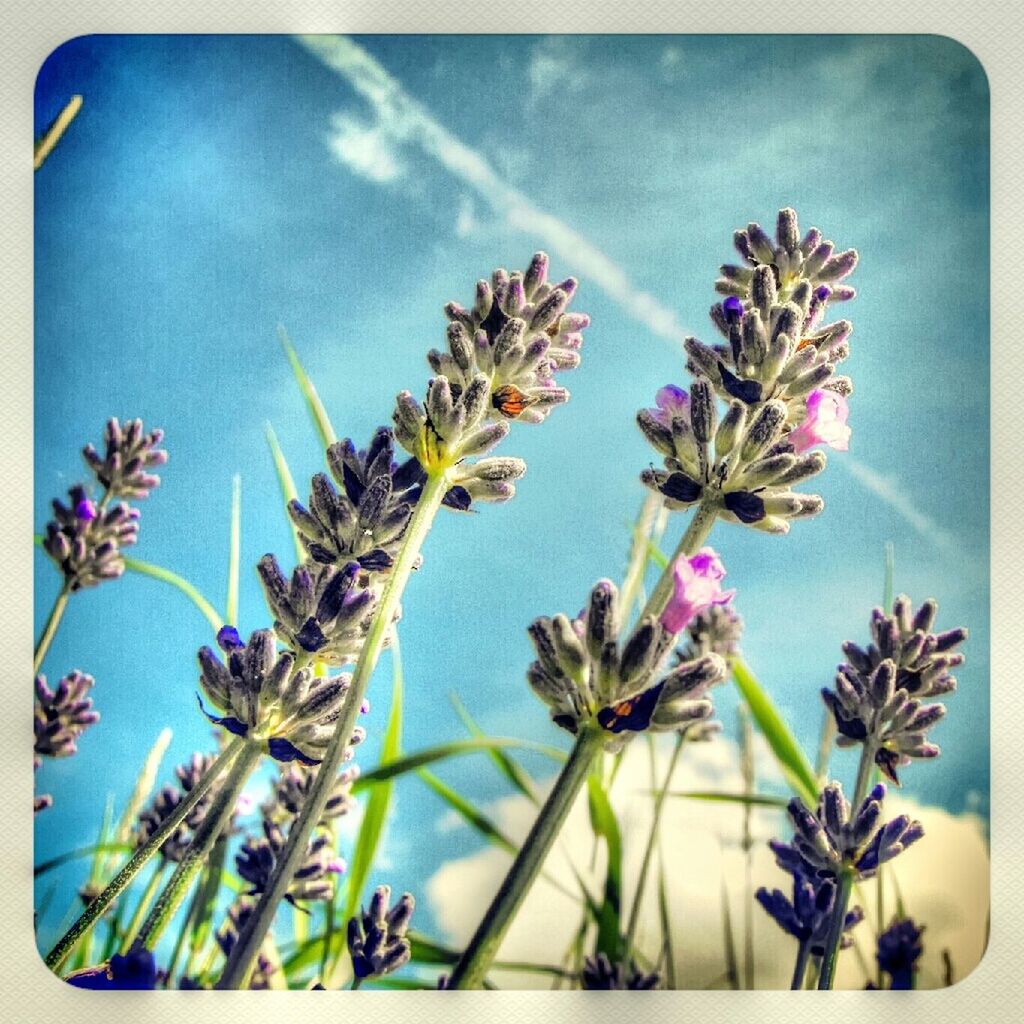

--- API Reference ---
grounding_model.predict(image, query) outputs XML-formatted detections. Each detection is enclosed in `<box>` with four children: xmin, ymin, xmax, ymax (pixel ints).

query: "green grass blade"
<box><xmin>265</xmin><ymin>421</ymin><xmax>305</xmax><ymax>563</ymax></box>
<box><xmin>34</xmin><ymin>843</ymin><xmax>134</xmax><ymax>878</ymax></box>
<box><xmin>731</xmin><ymin>657</ymin><xmax>818</xmax><ymax>807</ymax></box>
<box><xmin>586</xmin><ymin>766</ymin><xmax>623</xmax><ymax>962</ymax></box>
<box><xmin>342</xmin><ymin>637</ymin><xmax>404</xmax><ymax>927</ymax></box>
<box><xmin>278</xmin><ymin>324</ymin><xmax>337</xmax><ymax>449</ymax></box>
<box><xmin>884</xmin><ymin>541</ymin><xmax>895</xmax><ymax>608</ymax></box>
<box><xmin>657</xmin><ymin>851</ymin><xmax>676</xmax><ymax>989</ymax></box>
<box><xmin>189</xmin><ymin>835</ymin><xmax>228</xmax><ymax>961</ymax></box>
<box><xmin>111</xmin><ymin>728</ymin><xmax>172</xmax><ymax>854</ymax></box>
<box><xmin>415</xmin><ymin>768</ymin><xmax>516</xmax><ymax>854</ymax></box>
<box><xmin>448</xmin><ymin>691</ymin><xmax>540</xmax><ymax>805</ymax></box>
<box><xmin>665</xmin><ymin>790</ymin><xmax>788</xmax><ymax>808</ymax></box>
<box><xmin>123</xmin><ymin>556</ymin><xmax>224</xmax><ymax>634</ymax></box>
<box><xmin>351</xmin><ymin>737</ymin><xmax>566</xmax><ymax>789</ymax></box>
<box><xmin>720</xmin><ymin>878</ymin><xmax>739</xmax><ymax>990</ymax></box>
<box><xmin>226</xmin><ymin>475</ymin><xmax>241</xmax><ymax>628</ymax></box>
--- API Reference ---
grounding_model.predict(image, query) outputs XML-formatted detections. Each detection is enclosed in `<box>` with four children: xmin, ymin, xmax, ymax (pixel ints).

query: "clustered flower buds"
<box><xmin>771</xmin><ymin>782</ymin><xmax>923</xmax><ymax>883</ymax></box>
<box><xmin>216</xmin><ymin>899</ymin><xmax>277</xmax><ymax>989</ymax></box>
<box><xmin>42</xmin><ymin>483</ymin><xmax>140</xmax><ymax>589</ymax></box>
<box><xmin>82</xmin><ymin>417</ymin><xmax>167</xmax><ymax>500</ymax></box>
<box><xmin>822</xmin><ymin>595</ymin><xmax>967</xmax><ymax>784</ymax></box>
<box><xmin>580</xmin><ymin>953</ymin><xmax>660</xmax><ymax>990</ymax></box>
<box><xmin>526</xmin><ymin>573</ymin><xmax>727</xmax><ymax>751</ymax></box>
<box><xmin>875</xmin><ymin>917</ymin><xmax>924</xmax><ymax>989</ymax></box>
<box><xmin>134</xmin><ymin>752</ymin><xmax>226</xmax><ymax>863</ymax></box>
<box><xmin>436</xmin><ymin>252</ymin><xmax>588</xmax><ymax>425</ymax></box>
<box><xmin>756</xmin><ymin>871</ymin><xmax>864</xmax><ymax>956</ymax></box>
<box><xmin>34</xmin><ymin>670</ymin><xmax>99</xmax><ymax>812</ymax></box>
<box><xmin>257</xmin><ymin>558</ymin><xmax>376</xmax><ymax>664</ymax></box>
<box><xmin>66</xmin><ymin>945</ymin><xmax>158</xmax><ymax>990</ymax></box>
<box><xmin>263</xmin><ymin>761</ymin><xmax>359</xmax><ymax>826</ymax></box>
<box><xmin>288</xmin><ymin>428</ymin><xmax>424</xmax><ymax>573</ymax></box>
<box><xmin>347</xmin><ymin>885</ymin><xmax>415</xmax><ymax>980</ymax></box>
<box><xmin>236</xmin><ymin>817</ymin><xmax>338</xmax><ymax>907</ymax></box>
<box><xmin>42</xmin><ymin>417</ymin><xmax>165</xmax><ymax>590</ymax></box>
<box><xmin>197</xmin><ymin>626</ymin><xmax>366</xmax><ymax>765</ymax></box>
<box><xmin>678</xmin><ymin>603</ymin><xmax>744</xmax><ymax>662</ymax></box>
<box><xmin>639</xmin><ymin>209</ymin><xmax>856</xmax><ymax>534</ymax></box>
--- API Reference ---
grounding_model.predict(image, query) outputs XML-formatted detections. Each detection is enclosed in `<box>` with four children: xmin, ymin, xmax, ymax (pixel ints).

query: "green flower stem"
<box><xmin>637</xmin><ymin>498</ymin><xmax>719</xmax><ymax>624</ymax></box>
<box><xmin>136</xmin><ymin>743</ymin><xmax>262</xmax><ymax>950</ymax></box>
<box><xmin>34</xmin><ymin>583</ymin><xmax>70</xmax><ymax>676</ymax></box>
<box><xmin>816</xmin><ymin>741</ymin><xmax>876</xmax><ymax>990</ymax></box>
<box><xmin>624</xmin><ymin>730</ymin><xmax>684</xmax><ymax>955</ymax></box>
<box><xmin>790</xmin><ymin>939</ymin><xmax>811</xmax><ymax>990</ymax></box>
<box><xmin>118</xmin><ymin>862</ymin><xmax>167</xmax><ymax>953</ymax></box>
<box><xmin>216</xmin><ymin>469</ymin><xmax>451</xmax><ymax>990</ymax></box>
<box><xmin>446</xmin><ymin>725</ymin><xmax>605</xmax><ymax>990</ymax></box>
<box><xmin>44</xmin><ymin>736</ymin><xmax>245</xmax><ymax>972</ymax></box>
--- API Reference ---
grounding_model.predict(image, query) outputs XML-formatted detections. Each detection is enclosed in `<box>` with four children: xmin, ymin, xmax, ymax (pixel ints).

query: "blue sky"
<box><xmin>34</xmin><ymin>34</ymin><xmax>989</xmax><ymax>955</ymax></box>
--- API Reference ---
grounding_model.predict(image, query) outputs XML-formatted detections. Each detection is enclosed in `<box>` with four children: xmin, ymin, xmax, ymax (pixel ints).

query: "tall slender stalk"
<box><xmin>136</xmin><ymin>743</ymin><xmax>261</xmax><ymax>950</ymax></box>
<box><xmin>216</xmin><ymin>469</ymin><xmax>451</xmax><ymax>989</ymax></box>
<box><xmin>816</xmin><ymin>740</ymin><xmax>876</xmax><ymax>990</ymax></box>
<box><xmin>790</xmin><ymin>939</ymin><xmax>811</xmax><ymax>990</ymax></box>
<box><xmin>44</xmin><ymin>737</ymin><xmax>245</xmax><ymax>971</ymax></box>
<box><xmin>446</xmin><ymin>726</ymin><xmax>605</xmax><ymax>989</ymax></box>
<box><xmin>624</xmin><ymin>731</ymin><xmax>684</xmax><ymax>954</ymax></box>
<box><xmin>34</xmin><ymin>583</ymin><xmax>70</xmax><ymax>675</ymax></box>
<box><xmin>637</xmin><ymin>499</ymin><xmax>719</xmax><ymax>624</ymax></box>
<box><xmin>119</xmin><ymin>862</ymin><xmax>167</xmax><ymax>952</ymax></box>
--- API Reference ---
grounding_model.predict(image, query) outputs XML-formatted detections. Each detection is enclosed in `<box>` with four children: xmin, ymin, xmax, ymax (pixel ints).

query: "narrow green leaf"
<box><xmin>226</xmin><ymin>475</ymin><xmax>241</xmax><ymax>628</ymax></box>
<box><xmin>123</xmin><ymin>556</ymin><xmax>224</xmax><ymax>634</ymax></box>
<box><xmin>664</xmin><ymin>790</ymin><xmax>788</xmax><ymax>808</ymax></box>
<box><xmin>278</xmin><ymin>324</ymin><xmax>337</xmax><ymax>449</ymax></box>
<box><xmin>112</xmin><ymin>728</ymin><xmax>173</xmax><ymax>855</ymax></box>
<box><xmin>416</xmin><ymin>768</ymin><xmax>516</xmax><ymax>854</ymax></box>
<box><xmin>587</xmin><ymin>768</ymin><xmax>623</xmax><ymax>961</ymax></box>
<box><xmin>407</xmin><ymin>933</ymin><xmax>574</xmax><ymax>977</ymax></box>
<box><xmin>190</xmin><ymin>835</ymin><xmax>228</xmax><ymax>957</ymax></box>
<box><xmin>645</xmin><ymin>540</ymin><xmax>669</xmax><ymax>570</ymax></box>
<box><xmin>657</xmin><ymin>852</ymin><xmax>676</xmax><ymax>989</ymax></box>
<box><xmin>265</xmin><ymin>421</ymin><xmax>305</xmax><ymax>563</ymax></box>
<box><xmin>34</xmin><ymin>843</ymin><xmax>134</xmax><ymax>878</ymax></box>
<box><xmin>720</xmin><ymin>879</ymin><xmax>739</xmax><ymax>990</ymax></box>
<box><xmin>448</xmin><ymin>691</ymin><xmax>540</xmax><ymax>805</ymax></box>
<box><xmin>343</xmin><ymin>638</ymin><xmax>404</xmax><ymax>926</ymax></box>
<box><xmin>731</xmin><ymin>657</ymin><xmax>818</xmax><ymax>807</ymax></box>
<box><xmin>351</xmin><ymin>737</ymin><xmax>565</xmax><ymax>789</ymax></box>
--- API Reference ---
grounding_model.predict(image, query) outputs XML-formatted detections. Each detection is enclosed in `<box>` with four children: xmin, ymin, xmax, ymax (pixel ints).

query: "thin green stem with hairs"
<box><xmin>34</xmin><ymin>583</ymin><xmax>70</xmax><ymax>676</ymax></box>
<box><xmin>216</xmin><ymin>468</ymin><xmax>451</xmax><ymax>989</ymax></box>
<box><xmin>816</xmin><ymin>739</ymin><xmax>876</xmax><ymax>990</ymax></box>
<box><xmin>44</xmin><ymin>736</ymin><xmax>245</xmax><ymax>971</ymax></box>
<box><xmin>447</xmin><ymin>501</ymin><xmax>720</xmax><ymax>989</ymax></box>
<box><xmin>136</xmin><ymin>743</ymin><xmax>262</xmax><ymax>950</ymax></box>
<box><xmin>119</xmin><ymin>861</ymin><xmax>168</xmax><ymax>952</ymax></box>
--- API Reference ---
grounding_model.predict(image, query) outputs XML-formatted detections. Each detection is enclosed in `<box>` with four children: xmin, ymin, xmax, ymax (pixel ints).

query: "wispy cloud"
<box><xmin>841</xmin><ymin>456</ymin><xmax>956</xmax><ymax>551</ymax></box>
<box><xmin>296</xmin><ymin>35</ymin><xmax>963</xmax><ymax>549</ymax></box>
<box><xmin>295</xmin><ymin>34</ymin><xmax>694</xmax><ymax>347</ymax></box>
<box><xmin>526</xmin><ymin>36</ymin><xmax>590</xmax><ymax>107</ymax></box>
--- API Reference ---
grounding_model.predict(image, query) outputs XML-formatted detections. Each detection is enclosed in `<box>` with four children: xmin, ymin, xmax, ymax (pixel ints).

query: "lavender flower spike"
<box><xmin>756</xmin><ymin>871</ymin><xmax>864</xmax><ymax>956</ymax></box>
<box><xmin>347</xmin><ymin>885</ymin><xmax>415</xmax><ymax>980</ymax></box>
<box><xmin>435</xmin><ymin>252</ymin><xmax>590</xmax><ymax>426</ymax></box>
<box><xmin>82</xmin><ymin>417</ymin><xmax>167</xmax><ymax>500</ymax></box>
<box><xmin>581</xmin><ymin>953</ymin><xmax>660</xmax><ymax>990</ymax></box>
<box><xmin>236</xmin><ymin>817</ymin><xmax>336</xmax><ymax>908</ymax></box>
<box><xmin>526</xmin><ymin>577</ymin><xmax>727</xmax><ymax>751</ymax></box>
<box><xmin>34</xmin><ymin>670</ymin><xmax>99</xmax><ymax>760</ymax></box>
<box><xmin>876</xmin><ymin>917</ymin><xmax>925</xmax><ymax>989</ymax></box>
<box><xmin>770</xmin><ymin>781</ymin><xmax>924</xmax><ymax>882</ymax></box>
<box><xmin>196</xmin><ymin>627</ymin><xmax>366</xmax><ymax>765</ymax></box>
<box><xmin>823</xmin><ymin>595</ymin><xmax>967</xmax><ymax>784</ymax></box>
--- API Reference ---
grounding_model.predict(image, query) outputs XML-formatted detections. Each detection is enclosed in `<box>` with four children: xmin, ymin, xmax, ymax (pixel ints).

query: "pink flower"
<box><xmin>326</xmin><ymin>857</ymin><xmax>348</xmax><ymax>875</ymax></box>
<box><xmin>649</xmin><ymin>385</ymin><xmax>689</xmax><ymax>427</ymax></box>
<box><xmin>661</xmin><ymin>547</ymin><xmax>735</xmax><ymax>635</ymax></box>
<box><xmin>788</xmin><ymin>390</ymin><xmax>851</xmax><ymax>454</ymax></box>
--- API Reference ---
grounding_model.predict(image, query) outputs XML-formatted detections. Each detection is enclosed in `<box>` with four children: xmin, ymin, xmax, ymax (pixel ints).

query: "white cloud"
<box><xmin>328</xmin><ymin>111</ymin><xmax>405</xmax><ymax>183</ymax></box>
<box><xmin>841</xmin><ymin>456</ymin><xmax>957</xmax><ymax>552</ymax></box>
<box><xmin>298</xmin><ymin>34</ymin><xmax>967</xmax><ymax>557</ymax></box>
<box><xmin>426</xmin><ymin>737</ymin><xmax>988</xmax><ymax>989</ymax></box>
<box><xmin>527</xmin><ymin>37</ymin><xmax>590</xmax><ymax>107</ymax></box>
<box><xmin>455</xmin><ymin>194</ymin><xmax>477</xmax><ymax>238</ymax></box>
<box><xmin>295</xmin><ymin>34</ymin><xmax>694</xmax><ymax>348</ymax></box>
